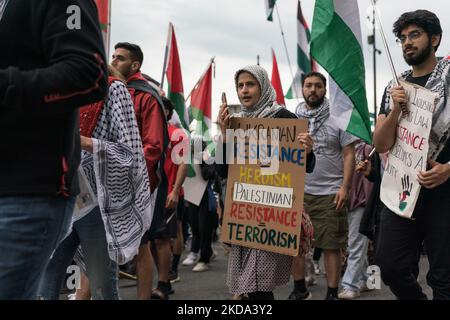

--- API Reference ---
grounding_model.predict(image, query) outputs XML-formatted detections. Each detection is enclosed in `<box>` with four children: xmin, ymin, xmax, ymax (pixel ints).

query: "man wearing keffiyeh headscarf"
<box><xmin>216</xmin><ymin>65</ymin><xmax>315</xmax><ymax>300</ymax></box>
<box><xmin>293</xmin><ymin>72</ymin><xmax>357</xmax><ymax>300</ymax></box>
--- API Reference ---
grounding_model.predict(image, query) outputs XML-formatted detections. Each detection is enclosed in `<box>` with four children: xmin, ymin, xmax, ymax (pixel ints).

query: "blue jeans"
<box><xmin>38</xmin><ymin>206</ymin><xmax>119</xmax><ymax>300</ymax></box>
<box><xmin>341</xmin><ymin>206</ymin><xmax>369</xmax><ymax>291</ymax></box>
<box><xmin>0</xmin><ymin>196</ymin><xmax>75</xmax><ymax>300</ymax></box>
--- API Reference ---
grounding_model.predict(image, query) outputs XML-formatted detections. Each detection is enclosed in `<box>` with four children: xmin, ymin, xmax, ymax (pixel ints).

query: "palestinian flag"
<box><xmin>166</xmin><ymin>23</ymin><xmax>190</xmax><ymax>131</ymax></box>
<box><xmin>271</xmin><ymin>49</ymin><xmax>285</xmax><ymax>106</ymax></box>
<box><xmin>265</xmin><ymin>0</ymin><xmax>277</xmax><ymax>21</ymax></box>
<box><xmin>310</xmin><ymin>0</ymin><xmax>372</xmax><ymax>143</ymax></box>
<box><xmin>189</xmin><ymin>61</ymin><xmax>213</xmax><ymax>150</ymax></box>
<box><xmin>286</xmin><ymin>1</ymin><xmax>316</xmax><ymax>99</ymax></box>
<box><xmin>94</xmin><ymin>0</ymin><xmax>111</xmax><ymax>57</ymax></box>
<box><xmin>165</xmin><ymin>23</ymin><xmax>195</xmax><ymax>177</ymax></box>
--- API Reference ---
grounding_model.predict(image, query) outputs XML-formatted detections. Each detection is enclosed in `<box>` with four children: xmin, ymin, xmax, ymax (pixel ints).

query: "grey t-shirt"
<box><xmin>305</xmin><ymin>117</ymin><xmax>358</xmax><ymax>195</ymax></box>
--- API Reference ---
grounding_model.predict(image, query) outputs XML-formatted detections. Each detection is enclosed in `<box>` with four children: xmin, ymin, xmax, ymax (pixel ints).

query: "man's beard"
<box><xmin>304</xmin><ymin>95</ymin><xmax>325</xmax><ymax>108</ymax></box>
<box><xmin>403</xmin><ymin>40</ymin><xmax>433</xmax><ymax>66</ymax></box>
<box><xmin>119</xmin><ymin>66</ymin><xmax>132</xmax><ymax>79</ymax></box>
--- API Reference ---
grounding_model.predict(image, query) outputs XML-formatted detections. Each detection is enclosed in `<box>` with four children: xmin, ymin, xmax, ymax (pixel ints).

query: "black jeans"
<box><xmin>376</xmin><ymin>187</ymin><xmax>450</xmax><ymax>300</ymax></box>
<box><xmin>188</xmin><ymin>193</ymin><xmax>214</xmax><ymax>263</ymax></box>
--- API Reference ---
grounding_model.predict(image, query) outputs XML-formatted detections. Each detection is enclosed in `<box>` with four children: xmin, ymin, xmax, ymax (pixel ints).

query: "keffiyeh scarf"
<box><xmin>295</xmin><ymin>97</ymin><xmax>330</xmax><ymax>136</ymax></box>
<box><xmin>233</xmin><ymin>65</ymin><xmax>283</xmax><ymax>119</ymax></box>
<box><xmin>78</xmin><ymin>80</ymin><xmax>153</xmax><ymax>265</ymax></box>
<box><xmin>382</xmin><ymin>58</ymin><xmax>450</xmax><ymax>160</ymax></box>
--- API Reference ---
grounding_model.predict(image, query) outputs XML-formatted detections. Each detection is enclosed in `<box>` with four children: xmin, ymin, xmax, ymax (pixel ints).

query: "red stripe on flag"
<box><xmin>271</xmin><ymin>49</ymin><xmax>285</xmax><ymax>106</ymax></box>
<box><xmin>166</xmin><ymin>24</ymin><xmax>184</xmax><ymax>94</ymax></box>
<box><xmin>190</xmin><ymin>64</ymin><xmax>212</xmax><ymax>119</ymax></box>
<box><xmin>95</xmin><ymin>0</ymin><xmax>109</xmax><ymax>29</ymax></box>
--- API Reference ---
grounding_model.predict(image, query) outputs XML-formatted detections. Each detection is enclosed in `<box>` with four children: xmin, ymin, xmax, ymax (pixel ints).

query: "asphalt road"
<box><xmin>112</xmin><ymin>242</ymin><xmax>432</xmax><ymax>300</ymax></box>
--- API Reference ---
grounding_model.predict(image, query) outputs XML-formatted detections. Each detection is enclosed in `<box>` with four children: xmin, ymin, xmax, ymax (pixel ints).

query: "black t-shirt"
<box><xmin>379</xmin><ymin>73</ymin><xmax>432</xmax><ymax>116</ymax></box>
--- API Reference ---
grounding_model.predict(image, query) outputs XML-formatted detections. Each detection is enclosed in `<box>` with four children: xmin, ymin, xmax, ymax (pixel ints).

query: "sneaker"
<box><xmin>192</xmin><ymin>262</ymin><xmax>209</xmax><ymax>272</ymax></box>
<box><xmin>313</xmin><ymin>261</ymin><xmax>321</xmax><ymax>275</ymax></box>
<box><xmin>287</xmin><ymin>289</ymin><xmax>312</xmax><ymax>300</ymax></box>
<box><xmin>210</xmin><ymin>250</ymin><xmax>217</xmax><ymax>262</ymax></box>
<box><xmin>182</xmin><ymin>252</ymin><xmax>198</xmax><ymax>266</ymax></box>
<box><xmin>68</xmin><ymin>293</ymin><xmax>76</xmax><ymax>300</ymax></box>
<box><xmin>359</xmin><ymin>282</ymin><xmax>374</xmax><ymax>292</ymax></box>
<box><xmin>338</xmin><ymin>289</ymin><xmax>360</xmax><ymax>300</ymax></box>
<box><xmin>221</xmin><ymin>243</ymin><xmax>231</xmax><ymax>256</ymax></box>
<box><xmin>167</xmin><ymin>282</ymin><xmax>175</xmax><ymax>295</ymax></box>
<box><xmin>305</xmin><ymin>275</ymin><xmax>317</xmax><ymax>286</ymax></box>
<box><xmin>168</xmin><ymin>270</ymin><xmax>180</xmax><ymax>283</ymax></box>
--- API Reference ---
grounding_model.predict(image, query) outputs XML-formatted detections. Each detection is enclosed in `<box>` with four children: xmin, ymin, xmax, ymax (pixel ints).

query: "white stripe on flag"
<box><xmin>334</xmin><ymin>0</ymin><xmax>363</xmax><ymax>47</ymax></box>
<box><xmin>297</xmin><ymin>20</ymin><xmax>310</xmax><ymax>59</ymax></box>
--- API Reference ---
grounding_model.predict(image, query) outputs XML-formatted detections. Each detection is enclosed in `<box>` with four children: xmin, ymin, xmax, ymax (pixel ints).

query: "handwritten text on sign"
<box><xmin>380</xmin><ymin>81</ymin><xmax>438</xmax><ymax>218</ymax></box>
<box><xmin>221</xmin><ymin>118</ymin><xmax>308</xmax><ymax>256</ymax></box>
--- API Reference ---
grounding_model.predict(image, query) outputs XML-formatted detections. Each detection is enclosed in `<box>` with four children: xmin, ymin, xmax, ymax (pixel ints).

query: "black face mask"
<box><xmin>403</xmin><ymin>39</ymin><xmax>433</xmax><ymax>66</ymax></box>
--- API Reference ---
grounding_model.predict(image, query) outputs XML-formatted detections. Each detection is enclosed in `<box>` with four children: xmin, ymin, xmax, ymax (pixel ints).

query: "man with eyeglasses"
<box><xmin>373</xmin><ymin>10</ymin><xmax>450</xmax><ymax>300</ymax></box>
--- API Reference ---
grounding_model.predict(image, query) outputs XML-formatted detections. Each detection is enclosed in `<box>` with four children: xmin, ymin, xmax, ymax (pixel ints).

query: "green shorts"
<box><xmin>304</xmin><ymin>193</ymin><xmax>348</xmax><ymax>250</ymax></box>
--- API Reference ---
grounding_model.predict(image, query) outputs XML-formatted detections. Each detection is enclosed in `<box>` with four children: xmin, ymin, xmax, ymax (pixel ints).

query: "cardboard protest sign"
<box><xmin>380</xmin><ymin>81</ymin><xmax>438</xmax><ymax>218</ymax></box>
<box><xmin>220</xmin><ymin>118</ymin><xmax>308</xmax><ymax>256</ymax></box>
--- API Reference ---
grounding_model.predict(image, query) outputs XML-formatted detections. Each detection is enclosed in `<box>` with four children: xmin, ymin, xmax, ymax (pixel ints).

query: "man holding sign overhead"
<box><xmin>374</xmin><ymin>10</ymin><xmax>450</xmax><ymax>300</ymax></box>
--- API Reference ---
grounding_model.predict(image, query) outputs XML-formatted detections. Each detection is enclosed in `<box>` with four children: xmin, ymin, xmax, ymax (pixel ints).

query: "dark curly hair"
<box><xmin>393</xmin><ymin>10</ymin><xmax>442</xmax><ymax>51</ymax></box>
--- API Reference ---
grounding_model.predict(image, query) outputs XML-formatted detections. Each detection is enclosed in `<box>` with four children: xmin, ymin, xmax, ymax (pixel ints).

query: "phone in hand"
<box><xmin>221</xmin><ymin>92</ymin><xmax>227</xmax><ymax>105</ymax></box>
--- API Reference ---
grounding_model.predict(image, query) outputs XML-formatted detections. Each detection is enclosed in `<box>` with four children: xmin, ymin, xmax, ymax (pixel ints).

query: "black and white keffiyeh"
<box><xmin>233</xmin><ymin>65</ymin><xmax>283</xmax><ymax>119</ymax></box>
<box><xmin>295</xmin><ymin>98</ymin><xmax>330</xmax><ymax>136</ymax></box>
<box><xmin>383</xmin><ymin>58</ymin><xmax>450</xmax><ymax>160</ymax></box>
<box><xmin>80</xmin><ymin>81</ymin><xmax>153</xmax><ymax>265</ymax></box>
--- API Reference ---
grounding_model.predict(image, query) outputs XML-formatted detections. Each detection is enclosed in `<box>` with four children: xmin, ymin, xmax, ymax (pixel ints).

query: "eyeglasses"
<box><xmin>396</xmin><ymin>30</ymin><xmax>424</xmax><ymax>46</ymax></box>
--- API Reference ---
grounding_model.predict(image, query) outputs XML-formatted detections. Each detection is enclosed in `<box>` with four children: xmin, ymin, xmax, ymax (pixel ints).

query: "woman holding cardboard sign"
<box><xmin>216</xmin><ymin>65</ymin><xmax>316</xmax><ymax>300</ymax></box>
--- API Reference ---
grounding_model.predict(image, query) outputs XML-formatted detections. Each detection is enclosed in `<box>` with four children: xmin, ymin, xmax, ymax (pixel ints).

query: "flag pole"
<box><xmin>160</xmin><ymin>23</ymin><xmax>172</xmax><ymax>89</ymax></box>
<box><xmin>371</xmin><ymin>0</ymin><xmax>399</xmax><ymax>87</ymax></box>
<box><xmin>371</xmin><ymin>0</ymin><xmax>410</xmax><ymax>118</ymax></box>
<box><xmin>274</xmin><ymin>3</ymin><xmax>299</xmax><ymax>101</ymax></box>
<box><xmin>185</xmin><ymin>57</ymin><xmax>215</xmax><ymax>103</ymax></box>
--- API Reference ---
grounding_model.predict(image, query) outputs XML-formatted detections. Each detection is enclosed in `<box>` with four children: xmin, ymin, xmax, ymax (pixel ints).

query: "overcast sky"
<box><xmin>109</xmin><ymin>0</ymin><xmax>450</xmax><ymax>124</ymax></box>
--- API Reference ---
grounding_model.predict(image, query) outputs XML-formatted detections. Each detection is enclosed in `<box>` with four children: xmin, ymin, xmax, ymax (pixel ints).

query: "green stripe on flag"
<box><xmin>310</xmin><ymin>0</ymin><xmax>372</xmax><ymax>143</ymax></box>
<box><xmin>265</xmin><ymin>0</ymin><xmax>277</xmax><ymax>21</ymax></box>
<box><xmin>297</xmin><ymin>45</ymin><xmax>312</xmax><ymax>74</ymax></box>
<box><xmin>190</xmin><ymin>107</ymin><xmax>211</xmax><ymax>140</ymax></box>
<box><xmin>190</xmin><ymin>106</ymin><xmax>216</xmax><ymax>156</ymax></box>
<box><xmin>168</xmin><ymin>84</ymin><xmax>189</xmax><ymax>130</ymax></box>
